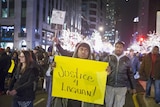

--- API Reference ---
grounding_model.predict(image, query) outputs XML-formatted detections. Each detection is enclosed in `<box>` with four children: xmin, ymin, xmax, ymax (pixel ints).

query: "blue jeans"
<box><xmin>12</xmin><ymin>99</ymin><xmax>33</xmax><ymax>107</ymax></box>
<box><xmin>154</xmin><ymin>80</ymin><xmax>160</xmax><ymax>103</ymax></box>
<box><xmin>46</xmin><ymin>76</ymin><xmax>53</xmax><ymax>107</ymax></box>
<box><xmin>146</xmin><ymin>78</ymin><xmax>160</xmax><ymax>103</ymax></box>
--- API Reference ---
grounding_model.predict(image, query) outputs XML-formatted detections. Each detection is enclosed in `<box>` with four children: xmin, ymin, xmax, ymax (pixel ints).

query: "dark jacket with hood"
<box><xmin>103</xmin><ymin>53</ymin><xmax>136</xmax><ymax>89</ymax></box>
<box><xmin>53</xmin><ymin>42</ymin><xmax>94</xmax><ymax>107</ymax></box>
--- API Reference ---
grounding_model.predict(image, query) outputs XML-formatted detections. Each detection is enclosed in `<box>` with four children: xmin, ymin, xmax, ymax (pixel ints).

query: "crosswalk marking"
<box><xmin>34</xmin><ymin>98</ymin><xmax>45</xmax><ymax>106</ymax></box>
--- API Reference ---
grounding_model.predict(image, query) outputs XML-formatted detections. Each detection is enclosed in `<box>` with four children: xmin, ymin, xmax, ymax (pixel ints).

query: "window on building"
<box><xmin>21</xmin><ymin>0</ymin><xmax>26</xmax><ymax>33</ymax></box>
<box><xmin>0</xmin><ymin>26</ymin><xmax>14</xmax><ymax>42</ymax></box>
<box><xmin>48</xmin><ymin>0</ymin><xmax>52</xmax><ymax>24</ymax></box>
<box><xmin>89</xmin><ymin>10</ymin><xmax>96</xmax><ymax>15</ymax></box>
<box><xmin>43</xmin><ymin>1</ymin><xmax>46</xmax><ymax>22</ymax></box>
<box><xmin>18</xmin><ymin>27</ymin><xmax>27</xmax><ymax>37</ymax></box>
<box><xmin>82</xmin><ymin>3</ymin><xmax>87</xmax><ymax>11</ymax></box>
<box><xmin>36</xmin><ymin>1</ymin><xmax>40</xmax><ymax>30</ymax></box>
<box><xmin>89</xmin><ymin>17</ymin><xmax>96</xmax><ymax>22</ymax></box>
<box><xmin>90</xmin><ymin>24</ymin><xmax>96</xmax><ymax>29</ymax></box>
<box><xmin>89</xmin><ymin>3</ymin><xmax>97</xmax><ymax>8</ymax></box>
<box><xmin>21</xmin><ymin>0</ymin><xmax>26</xmax><ymax>18</ymax></box>
<box><xmin>47</xmin><ymin>16</ymin><xmax>50</xmax><ymax>24</ymax></box>
<box><xmin>56</xmin><ymin>0</ymin><xmax>58</xmax><ymax>9</ymax></box>
<box><xmin>42</xmin><ymin>30</ymin><xmax>54</xmax><ymax>44</ymax></box>
<box><xmin>1</xmin><ymin>0</ymin><xmax>8</xmax><ymax>18</ymax></box>
<box><xmin>60</xmin><ymin>0</ymin><xmax>62</xmax><ymax>10</ymax></box>
<box><xmin>9</xmin><ymin>0</ymin><xmax>14</xmax><ymax>17</ymax></box>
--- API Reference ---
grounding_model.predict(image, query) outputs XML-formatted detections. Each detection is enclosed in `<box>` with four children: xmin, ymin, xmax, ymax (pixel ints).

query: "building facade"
<box><xmin>0</xmin><ymin>0</ymin><xmax>82</xmax><ymax>50</ymax></box>
<box><xmin>81</xmin><ymin>0</ymin><xmax>107</xmax><ymax>36</ymax></box>
<box><xmin>104</xmin><ymin>0</ymin><xmax>117</xmax><ymax>44</ymax></box>
<box><xmin>137</xmin><ymin>0</ymin><xmax>160</xmax><ymax>36</ymax></box>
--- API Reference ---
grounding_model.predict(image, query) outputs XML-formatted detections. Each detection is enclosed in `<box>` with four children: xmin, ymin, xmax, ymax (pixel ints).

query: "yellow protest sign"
<box><xmin>52</xmin><ymin>55</ymin><xmax>108</xmax><ymax>105</ymax></box>
<box><xmin>8</xmin><ymin>60</ymin><xmax>15</xmax><ymax>73</ymax></box>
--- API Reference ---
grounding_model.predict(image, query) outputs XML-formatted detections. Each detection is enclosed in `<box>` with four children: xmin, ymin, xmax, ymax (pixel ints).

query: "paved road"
<box><xmin>0</xmin><ymin>79</ymin><xmax>48</xmax><ymax>107</ymax></box>
<box><xmin>0</xmin><ymin>80</ymin><xmax>145</xmax><ymax>107</ymax></box>
<box><xmin>138</xmin><ymin>80</ymin><xmax>160</xmax><ymax>107</ymax></box>
<box><xmin>0</xmin><ymin>87</ymin><xmax>137</xmax><ymax>107</ymax></box>
<box><xmin>0</xmin><ymin>91</ymin><xmax>135</xmax><ymax>107</ymax></box>
<box><xmin>0</xmin><ymin>89</ymin><xmax>47</xmax><ymax>107</ymax></box>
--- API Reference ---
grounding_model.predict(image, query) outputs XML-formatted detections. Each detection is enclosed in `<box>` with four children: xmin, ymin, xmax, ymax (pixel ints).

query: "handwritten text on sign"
<box><xmin>52</xmin><ymin>55</ymin><xmax>108</xmax><ymax>104</ymax></box>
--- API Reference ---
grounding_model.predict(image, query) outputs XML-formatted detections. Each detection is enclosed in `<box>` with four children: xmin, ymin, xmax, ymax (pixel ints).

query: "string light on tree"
<box><xmin>129</xmin><ymin>32</ymin><xmax>160</xmax><ymax>53</ymax></box>
<box><xmin>58</xmin><ymin>29</ymin><xmax>114</xmax><ymax>53</ymax></box>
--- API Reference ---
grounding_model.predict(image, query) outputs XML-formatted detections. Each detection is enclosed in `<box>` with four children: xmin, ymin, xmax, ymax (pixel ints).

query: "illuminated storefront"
<box><xmin>0</xmin><ymin>25</ymin><xmax>14</xmax><ymax>49</ymax></box>
<box><xmin>42</xmin><ymin>30</ymin><xmax>54</xmax><ymax>50</ymax></box>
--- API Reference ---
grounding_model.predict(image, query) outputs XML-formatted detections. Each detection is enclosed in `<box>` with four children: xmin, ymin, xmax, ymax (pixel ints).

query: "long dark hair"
<box><xmin>18</xmin><ymin>50</ymin><xmax>33</xmax><ymax>73</ymax></box>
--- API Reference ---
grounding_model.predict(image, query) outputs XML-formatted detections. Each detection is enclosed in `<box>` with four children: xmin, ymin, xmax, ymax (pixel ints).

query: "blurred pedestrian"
<box><xmin>45</xmin><ymin>46</ymin><xmax>54</xmax><ymax>107</ymax></box>
<box><xmin>33</xmin><ymin>46</ymin><xmax>49</xmax><ymax>89</ymax></box>
<box><xmin>139</xmin><ymin>46</ymin><xmax>160</xmax><ymax>104</ymax></box>
<box><xmin>103</xmin><ymin>41</ymin><xmax>136</xmax><ymax>107</ymax></box>
<box><xmin>6</xmin><ymin>50</ymin><xmax>39</xmax><ymax>107</ymax></box>
<box><xmin>5</xmin><ymin>46</ymin><xmax>12</xmax><ymax>57</ymax></box>
<box><xmin>127</xmin><ymin>49</ymin><xmax>140</xmax><ymax>79</ymax></box>
<box><xmin>0</xmin><ymin>49</ymin><xmax>11</xmax><ymax>95</ymax></box>
<box><xmin>7</xmin><ymin>51</ymin><xmax>19</xmax><ymax>87</ymax></box>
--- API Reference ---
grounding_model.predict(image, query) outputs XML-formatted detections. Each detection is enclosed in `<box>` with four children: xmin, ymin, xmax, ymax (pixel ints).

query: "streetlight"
<box><xmin>98</xmin><ymin>26</ymin><xmax>104</xmax><ymax>32</ymax></box>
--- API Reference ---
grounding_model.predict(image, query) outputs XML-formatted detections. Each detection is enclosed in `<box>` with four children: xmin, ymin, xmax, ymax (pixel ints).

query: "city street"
<box><xmin>0</xmin><ymin>0</ymin><xmax>160</xmax><ymax>107</ymax></box>
<box><xmin>0</xmin><ymin>80</ymin><xmax>160</xmax><ymax>107</ymax></box>
<box><xmin>0</xmin><ymin>80</ymin><xmax>141</xmax><ymax>107</ymax></box>
<box><xmin>0</xmin><ymin>89</ymin><xmax>47</xmax><ymax>107</ymax></box>
<box><xmin>0</xmin><ymin>90</ymin><xmax>135</xmax><ymax>107</ymax></box>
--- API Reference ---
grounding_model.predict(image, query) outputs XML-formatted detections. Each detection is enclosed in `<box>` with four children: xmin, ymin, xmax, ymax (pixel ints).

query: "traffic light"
<box><xmin>136</xmin><ymin>35</ymin><xmax>145</xmax><ymax>46</ymax></box>
<box><xmin>139</xmin><ymin>37</ymin><xmax>144</xmax><ymax>46</ymax></box>
<box><xmin>139</xmin><ymin>37</ymin><xmax>144</xmax><ymax>42</ymax></box>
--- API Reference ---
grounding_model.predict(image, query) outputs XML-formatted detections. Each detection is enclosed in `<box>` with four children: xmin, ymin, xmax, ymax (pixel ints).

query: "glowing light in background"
<box><xmin>129</xmin><ymin>32</ymin><xmax>160</xmax><ymax>53</ymax></box>
<box><xmin>59</xmin><ymin>30</ymin><xmax>114</xmax><ymax>53</ymax></box>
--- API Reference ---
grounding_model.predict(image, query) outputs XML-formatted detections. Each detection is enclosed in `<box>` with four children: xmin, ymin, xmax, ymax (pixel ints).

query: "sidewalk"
<box><xmin>137</xmin><ymin>80</ymin><xmax>160</xmax><ymax>107</ymax></box>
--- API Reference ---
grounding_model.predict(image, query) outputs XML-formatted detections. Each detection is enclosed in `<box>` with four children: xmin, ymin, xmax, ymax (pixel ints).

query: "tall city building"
<box><xmin>114</xmin><ymin>0</ymin><xmax>139</xmax><ymax>47</ymax></box>
<box><xmin>62</xmin><ymin>0</ymin><xmax>82</xmax><ymax>33</ymax></box>
<box><xmin>148</xmin><ymin>0</ymin><xmax>160</xmax><ymax>33</ymax></box>
<box><xmin>81</xmin><ymin>0</ymin><xmax>107</xmax><ymax>36</ymax></box>
<box><xmin>137</xmin><ymin>0</ymin><xmax>160</xmax><ymax>36</ymax></box>
<box><xmin>104</xmin><ymin>0</ymin><xmax>117</xmax><ymax>44</ymax></box>
<box><xmin>0</xmin><ymin>0</ymin><xmax>82</xmax><ymax>50</ymax></box>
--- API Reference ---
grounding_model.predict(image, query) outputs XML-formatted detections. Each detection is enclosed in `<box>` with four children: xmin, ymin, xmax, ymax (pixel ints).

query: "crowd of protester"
<box><xmin>0</xmin><ymin>38</ymin><xmax>160</xmax><ymax>107</ymax></box>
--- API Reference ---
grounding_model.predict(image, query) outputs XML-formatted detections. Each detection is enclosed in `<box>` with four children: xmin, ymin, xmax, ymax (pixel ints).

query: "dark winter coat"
<box><xmin>8</xmin><ymin>64</ymin><xmax>39</xmax><ymax>101</ymax></box>
<box><xmin>103</xmin><ymin>53</ymin><xmax>136</xmax><ymax>89</ymax></box>
<box><xmin>139</xmin><ymin>52</ymin><xmax>160</xmax><ymax>80</ymax></box>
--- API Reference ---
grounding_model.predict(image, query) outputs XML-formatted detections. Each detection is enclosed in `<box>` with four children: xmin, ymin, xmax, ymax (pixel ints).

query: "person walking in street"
<box><xmin>6</xmin><ymin>50</ymin><xmax>39</xmax><ymax>107</ymax></box>
<box><xmin>103</xmin><ymin>41</ymin><xmax>136</xmax><ymax>107</ymax></box>
<box><xmin>52</xmin><ymin>42</ymin><xmax>103</xmax><ymax>107</ymax></box>
<box><xmin>67</xmin><ymin>42</ymin><xmax>93</xmax><ymax>107</ymax></box>
<box><xmin>127</xmin><ymin>49</ymin><xmax>140</xmax><ymax>79</ymax></box>
<box><xmin>45</xmin><ymin>46</ymin><xmax>54</xmax><ymax>107</ymax></box>
<box><xmin>0</xmin><ymin>48</ymin><xmax>11</xmax><ymax>95</ymax></box>
<box><xmin>139</xmin><ymin>46</ymin><xmax>160</xmax><ymax>104</ymax></box>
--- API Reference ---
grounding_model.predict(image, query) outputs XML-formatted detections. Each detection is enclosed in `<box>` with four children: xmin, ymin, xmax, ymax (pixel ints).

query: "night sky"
<box><xmin>115</xmin><ymin>0</ymin><xmax>139</xmax><ymax>48</ymax></box>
